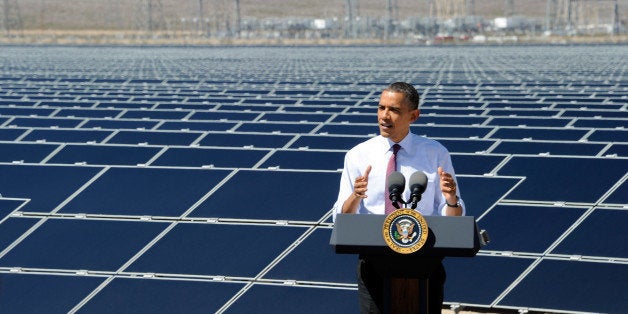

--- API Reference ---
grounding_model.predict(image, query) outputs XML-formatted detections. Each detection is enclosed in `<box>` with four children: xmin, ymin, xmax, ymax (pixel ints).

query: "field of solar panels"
<box><xmin>0</xmin><ymin>44</ymin><xmax>626</xmax><ymax>314</ymax></box>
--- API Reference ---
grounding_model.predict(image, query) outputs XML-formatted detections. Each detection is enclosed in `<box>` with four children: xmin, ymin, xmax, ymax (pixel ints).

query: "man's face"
<box><xmin>378</xmin><ymin>90</ymin><xmax>419</xmax><ymax>143</ymax></box>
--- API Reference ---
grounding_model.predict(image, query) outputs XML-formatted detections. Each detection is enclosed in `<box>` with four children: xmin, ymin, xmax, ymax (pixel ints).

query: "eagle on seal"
<box><xmin>395</xmin><ymin>220</ymin><xmax>416</xmax><ymax>243</ymax></box>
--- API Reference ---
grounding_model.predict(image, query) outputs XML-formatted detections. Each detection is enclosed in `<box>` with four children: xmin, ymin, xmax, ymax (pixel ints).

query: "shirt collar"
<box><xmin>380</xmin><ymin>132</ymin><xmax>414</xmax><ymax>153</ymax></box>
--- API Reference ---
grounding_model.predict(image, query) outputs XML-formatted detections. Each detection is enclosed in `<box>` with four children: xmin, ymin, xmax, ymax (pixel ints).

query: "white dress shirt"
<box><xmin>332</xmin><ymin>132</ymin><xmax>465</xmax><ymax>220</ymax></box>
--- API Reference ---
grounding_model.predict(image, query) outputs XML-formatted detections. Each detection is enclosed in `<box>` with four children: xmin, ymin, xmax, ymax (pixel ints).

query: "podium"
<box><xmin>330</xmin><ymin>213</ymin><xmax>484</xmax><ymax>313</ymax></box>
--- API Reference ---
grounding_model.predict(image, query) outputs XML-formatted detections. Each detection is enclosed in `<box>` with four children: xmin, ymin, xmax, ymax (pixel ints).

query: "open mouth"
<box><xmin>380</xmin><ymin>122</ymin><xmax>393</xmax><ymax>130</ymax></box>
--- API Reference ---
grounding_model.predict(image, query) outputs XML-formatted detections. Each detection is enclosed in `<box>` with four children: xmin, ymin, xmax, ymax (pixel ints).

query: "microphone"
<box><xmin>409</xmin><ymin>171</ymin><xmax>428</xmax><ymax>209</ymax></box>
<box><xmin>387</xmin><ymin>171</ymin><xmax>406</xmax><ymax>209</ymax></box>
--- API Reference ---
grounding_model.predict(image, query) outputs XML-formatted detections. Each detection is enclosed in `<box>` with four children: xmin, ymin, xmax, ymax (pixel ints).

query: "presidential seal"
<box><xmin>382</xmin><ymin>209</ymin><xmax>429</xmax><ymax>254</ymax></box>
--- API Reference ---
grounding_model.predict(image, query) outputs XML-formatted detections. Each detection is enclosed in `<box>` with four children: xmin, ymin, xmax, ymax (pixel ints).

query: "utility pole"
<box><xmin>197</xmin><ymin>0</ymin><xmax>204</xmax><ymax>34</ymax></box>
<box><xmin>505</xmin><ymin>0</ymin><xmax>514</xmax><ymax>16</ymax></box>
<box><xmin>146</xmin><ymin>0</ymin><xmax>153</xmax><ymax>32</ymax></box>
<box><xmin>345</xmin><ymin>0</ymin><xmax>353</xmax><ymax>38</ymax></box>
<box><xmin>612</xmin><ymin>0</ymin><xmax>619</xmax><ymax>35</ymax></box>
<box><xmin>385</xmin><ymin>0</ymin><xmax>393</xmax><ymax>39</ymax></box>
<box><xmin>234</xmin><ymin>0</ymin><xmax>241</xmax><ymax>38</ymax></box>
<box><xmin>1</xmin><ymin>0</ymin><xmax>22</xmax><ymax>36</ymax></box>
<box><xmin>468</xmin><ymin>0</ymin><xmax>476</xmax><ymax>16</ymax></box>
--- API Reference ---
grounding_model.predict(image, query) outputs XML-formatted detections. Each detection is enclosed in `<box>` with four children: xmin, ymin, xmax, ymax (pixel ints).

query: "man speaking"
<box><xmin>332</xmin><ymin>82</ymin><xmax>465</xmax><ymax>313</ymax></box>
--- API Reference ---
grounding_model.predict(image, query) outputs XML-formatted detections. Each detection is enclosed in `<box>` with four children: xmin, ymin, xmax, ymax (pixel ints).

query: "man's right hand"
<box><xmin>353</xmin><ymin>165</ymin><xmax>372</xmax><ymax>198</ymax></box>
<box><xmin>342</xmin><ymin>165</ymin><xmax>371</xmax><ymax>214</ymax></box>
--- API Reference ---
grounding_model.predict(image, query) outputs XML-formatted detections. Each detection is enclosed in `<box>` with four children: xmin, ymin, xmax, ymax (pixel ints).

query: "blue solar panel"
<box><xmin>79</xmin><ymin>278</ymin><xmax>245</xmax><ymax>314</ymax></box>
<box><xmin>157</xmin><ymin>121</ymin><xmax>237</xmax><ymax>132</ymax></box>
<box><xmin>190</xmin><ymin>111</ymin><xmax>259</xmax><ymax>121</ymax></box>
<box><xmin>551</xmin><ymin>209</ymin><xmax>627</xmax><ymax>258</ymax></box>
<box><xmin>438</xmin><ymin>139</ymin><xmax>496</xmax><ymax>154</ymax></box>
<box><xmin>498</xmin><ymin>259</ymin><xmax>628</xmax><ymax>313</ymax></box>
<box><xmin>444</xmin><ymin>255</ymin><xmax>535</xmax><ymax>305</ymax></box>
<box><xmin>0</xmin><ymin>219</ymin><xmax>168</xmax><ymax>270</ymax></box>
<box><xmin>0</xmin><ymin>45</ymin><xmax>625</xmax><ymax>314</ymax></box>
<box><xmin>0</xmin><ymin>217</ymin><xmax>38</xmax><ymax>251</ymax></box>
<box><xmin>48</xmin><ymin>144</ymin><xmax>161</xmax><ymax>166</ymax></box>
<box><xmin>225</xmin><ymin>284</ymin><xmax>357</xmax><ymax>314</ymax></box>
<box><xmin>289</xmin><ymin>135</ymin><xmax>368</xmax><ymax>150</ymax></box>
<box><xmin>588</xmin><ymin>129</ymin><xmax>628</xmax><ymax>142</ymax></box>
<box><xmin>59</xmin><ymin>167</ymin><xmax>231</xmax><ymax>216</ymax></box>
<box><xmin>235</xmin><ymin>122</ymin><xmax>318</xmax><ymax>134</ymax></box>
<box><xmin>498</xmin><ymin>156</ymin><xmax>626</xmax><ymax>203</ymax></box>
<box><xmin>81</xmin><ymin>119</ymin><xmax>159</xmax><ymax>130</ymax></box>
<box><xmin>456</xmin><ymin>176</ymin><xmax>521</xmax><ymax>217</ymax></box>
<box><xmin>261</xmin><ymin>112</ymin><xmax>332</xmax><ymax>123</ymax></box>
<box><xmin>121</xmin><ymin>110</ymin><xmax>190</xmax><ymax>120</ymax></box>
<box><xmin>487</xmin><ymin>117</ymin><xmax>570</xmax><ymax>127</ymax></box>
<box><xmin>197</xmin><ymin>133</ymin><xmax>294</xmax><ymax>148</ymax></box>
<box><xmin>8</xmin><ymin>117</ymin><xmax>84</xmax><ymax>128</ymax></box>
<box><xmin>490</xmin><ymin>127</ymin><xmax>588</xmax><ymax>141</ymax></box>
<box><xmin>478</xmin><ymin>205</ymin><xmax>587</xmax><ymax>253</ymax></box>
<box><xmin>0</xmin><ymin>273</ymin><xmax>105</xmax><ymax>314</ymax></box>
<box><xmin>55</xmin><ymin>109</ymin><xmax>122</xmax><ymax>118</ymax></box>
<box><xmin>0</xmin><ymin>143</ymin><xmax>59</xmax><ymax>163</ymax></box>
<box><xmin>106</xmin><ymin>130</ymin><xmax>202</xmax><ymax>146</ymax></box>
<box><xmin>602</xmin><ymin>180</ymin><xmax>627</xmax><ymax>205</ymax></box>
<box><xmin>0</xmin><ymin>164</ymin><xmax>101</xmax><ymax>212</ymax></box>
<box><xmin>189</xmin><ymin>170</ymin><xmax>338</xmax><ymax>221</ymax></box>
<box><xmin>451</xmin><ymin>154</ymin><xmax>506</xmax><ymax>175</ymax></box>
<box><xmin>573</xmin><ymin>118</ymin><xmax>628</xmax><ymax>128</ymax></box>
<box><xmin>260</xmin><ymin>151</ymin><xmax>345</xmax><ymax>170</ymax></box>
<box><xmin>492</xmin><ymin>141</ymin><xmax>606</xmax><ymax>156</ymax></box>
<box><xmin>126</xmin><ymin>224</ymin><xmax>305</xmax><ymax>277</ymax></box>
<box><xmin>22</xmin><ymin>129</ymin><xmax>113</xmax><ymax>143</ymax></box>
<box><xmin>152</xmin><ymin>147</ymin><xmax>269</xmax><ymax>168</ymax></box>
<box><xmin>262</xmin><ymin>228</ymin><xmax>357</xmax><ymax>283</ymax></box>
<box><xmin>0</xmin><ymin>107</ymin><xmax>55</xmax><ymax>116</ymax></box>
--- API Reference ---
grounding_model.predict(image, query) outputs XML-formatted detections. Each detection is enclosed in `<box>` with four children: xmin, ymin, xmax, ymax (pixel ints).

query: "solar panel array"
<box><xmin>0</xmin><ymin>45</ymin><xmax>626</xmax><ymax>314</ymax></box>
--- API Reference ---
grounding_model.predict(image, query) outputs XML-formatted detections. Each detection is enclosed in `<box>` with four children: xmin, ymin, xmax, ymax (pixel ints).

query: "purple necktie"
<box><xmin>385</xmin><ymin>143</ymin><xmax>401</xmax><ymax>214</ymax></box>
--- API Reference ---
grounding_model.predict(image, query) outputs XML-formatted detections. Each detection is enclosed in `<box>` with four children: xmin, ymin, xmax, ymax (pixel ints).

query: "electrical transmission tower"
<box><xmin>234</xmin><ymin>0</ymin><xmax>241</xmax><ymax>38</ymax></box>
<box><xmin>134</xmin><ymin>0</ymin><xmax>165</xmax><ymax>33</ymax></box>
<box><xmin>0</xmin><ymin>0</ymin><xmax>23</xmax><ymax>36</ymax></box>
<box><xmin>504</xmin><ymin>0</ymin><xmax>515</xmax><ymax>16</ymax></box>
<box><xmin>551</xmin><ymin>0</ymin><xmax>621</xmax><ymax>34</ymax></box>
<box><xmin>432</xmin><ymin>0</ymin><xmax>467</xmax><ymax>20</ymax></box>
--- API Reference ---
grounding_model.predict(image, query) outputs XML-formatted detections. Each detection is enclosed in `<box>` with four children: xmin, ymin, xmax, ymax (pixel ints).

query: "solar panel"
<box><xmin>0</xmin><ymin>164</ymin><xmax>102</xmax><ymax>212</ymax></box>
<box><xmin>0</xmin><ymin>45</ymin><xmax>625</xmax><ymax>314</ymax></box>
<box><xmin>8</xmin><ymin>117</ymin><xmax>84</xmax><ymax>128</ymax></box>
<box><xmin>491</xmin><ymin>141</ymin><xmax>606</xmax><ymax>156</ymax></box>
<box><xmin>498</xmin><ymin>259</ymin><xmax>627</xmax><ymax>313</ymax></box>
<box><xmin>152</xmin><ymin>147</ymin><xmax>270</xmax><ymax>168</ymax></box>
<box><xmin>106</xmin><ymin>130</ymin><xmax>203</xmax><ymax>146</ymax></box>
<box><xmin>551</xmin><ymin>208</ymin><xmax>627</xmax><ymax>258</ymax></box>
<box><xmin>79</xmin><ymin>277</ymin><xmax>245</xmax><ymax>314</ymax></box>
<box><xmin>22</xmin><ymin>129</ymin><xmax>113</xmax><ymax>143</ymax></box>
<box><xmin>189</xmin><ymin>170</ymin><xmax>339</xmax><ymax>222</ymax></box>
<box><xmin>0</xmin><ymin>273</ymin><xmax>105</xmax><ymax>313</ymax></box>
<box><xmin>125</xmin><ymin>223</ymin><xmax>305</xmax><ymax>277</ymax></box>
<box><xmin>0</xmin><ymin>218</ymin><xmax>168</xmax><ymax>270</ymax></box>
<box><xmin>497</xmin><ymin>156</ymin><xmax>626</xmax><ymax>203</ymax></box>
<box><xmin>223</xmin><ymin>284</ymin><xmax>357</xmax><ymax>314</ymax></box>
<box><xmin>0</xmin><ymin>142</ymin><xmax>59</xmax><ymax>163</ymax></box>
<box><xmin>48</xmin><ymin>144</ymin><xmax>161</xmax><ymax>166</ymax></box>
<box><xmin>58</xmin><ymin>167</ymin><xmax>231</xmax><ymax>217</ymax></box>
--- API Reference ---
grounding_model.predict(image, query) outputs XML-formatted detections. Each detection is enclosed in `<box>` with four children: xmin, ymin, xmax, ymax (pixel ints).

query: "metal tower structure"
<box><xmin>551</xmin><ymin>0</ymin><xmax>621</xmax><ymax>34</ymax></box>
<box><xmin>433</xmin><ymin>0</ymin><xmax>467</xmax><ymax>20</ymax></box>
<box><xmin>234</xmin><ymin>0</ymin><xmax>241</xmax><ymax>38</ymax></box>
<box><xmin>0</xmin><ymin>0</ymin><xmax>22</xmax><ymax>36</ymax></box>
<box><xmin>134</xmin><ymin>0</ymin><xmax>165</xmax><ymax>33</ymax></box>
<box><xmin>505</xmin><ymin>0</ymin><xmax>515</xmax><ymax>16</ymax></box>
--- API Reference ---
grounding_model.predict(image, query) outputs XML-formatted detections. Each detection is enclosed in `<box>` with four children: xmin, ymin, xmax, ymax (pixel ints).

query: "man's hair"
<box><xmin>384</xmin><ymin>82</ymin><xmax>420</xmax><ymax>110</ymax></box>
